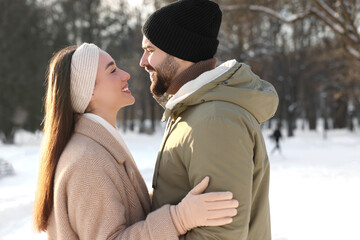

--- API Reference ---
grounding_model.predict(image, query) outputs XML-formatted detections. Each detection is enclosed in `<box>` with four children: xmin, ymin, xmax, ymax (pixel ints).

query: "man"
<box><xmin>139</xmin><ymin>0</ymin><xmax>279</xmax><ymax>239</ymax></box>
<box><xmin>271</xmin><ymin>127</ymin><xmax>282</xmax><ymax>154</ymax></box>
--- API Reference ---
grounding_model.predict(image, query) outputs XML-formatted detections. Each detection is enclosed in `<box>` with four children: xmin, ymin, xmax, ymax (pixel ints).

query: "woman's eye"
<box><xmin>111</xmin><ymin>68</ymin><xmax>116</xmax><ymax>73</ymax></box>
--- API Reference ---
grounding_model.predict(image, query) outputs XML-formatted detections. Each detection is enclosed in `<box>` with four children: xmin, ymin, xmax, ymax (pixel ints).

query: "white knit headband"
<box><xmin>70</xmin><ymin>43</ymin><xmax>100</xmax><ymax>113</ymax></box>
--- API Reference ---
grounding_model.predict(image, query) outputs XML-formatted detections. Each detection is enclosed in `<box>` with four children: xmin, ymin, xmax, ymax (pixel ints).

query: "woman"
<box><xmin>33</xmin><ymin>43</ymin><xmax>238</xmax><ymax>239</ymax></box>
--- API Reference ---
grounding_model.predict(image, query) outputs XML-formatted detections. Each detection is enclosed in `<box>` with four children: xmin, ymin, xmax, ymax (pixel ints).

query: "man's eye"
<box><xmin>111</xmin><ymin>68</ymin><xmax>116</xmax><ymax>73</ymax></box>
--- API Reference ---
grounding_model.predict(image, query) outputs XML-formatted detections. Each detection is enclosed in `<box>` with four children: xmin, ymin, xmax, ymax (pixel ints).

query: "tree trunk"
<box><xmin>3</xmin><ymin>128</ymin><xmax>15</xmax><ymax>144</ymax></box>
<box><xmin>150</xmin><ymin>98</ymin><xmax>156</xmax><ymax>133</ymax></box>
<box><xmin>139</xmin><ymin>95</ymin><xmax>146</xmax><ymax>134</ymax></box>
<box><xmin>287</xmin><ymin>113</ymin><xmax>295</xmax><ymax>137</ymax></box>
<box><xmin>307</xmin><ymin>99</ymin><xmax>317</xmax><ymax>130</ymax></box>
<box><xmin>332</xmin><ymin>96</ymin><xmax>348</xmax><ymax>129</ymax></box>
<box><xmin>122</xmin><ymin>108</ymin><xmax>128</xmax><ymax>133</ymax></box>
<box><xmin>129</xmin><ymin>105</ymin><xmax>135</xmax><ymax>132</ymax></box>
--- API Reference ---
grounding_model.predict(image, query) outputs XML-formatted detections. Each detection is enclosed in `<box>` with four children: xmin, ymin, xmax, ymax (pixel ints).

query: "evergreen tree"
<box><xmin>0</xmin><ymin>0</ymin><xmax>50</xmax><ymax>143</ymax></box>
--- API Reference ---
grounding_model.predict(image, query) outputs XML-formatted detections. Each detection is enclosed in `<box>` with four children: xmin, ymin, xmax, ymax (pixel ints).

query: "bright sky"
<box><xmin>127</xmin><ymin>0</ymin><xmax>143</xmax><ymax>7</ymax></box>
<box><xmin>104</xmin><ymin>0</ymin><xmax>144</xmax><ymax>8</ymax></box>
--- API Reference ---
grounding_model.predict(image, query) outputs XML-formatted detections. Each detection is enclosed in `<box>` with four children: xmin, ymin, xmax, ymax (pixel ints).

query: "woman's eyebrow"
<box><xmin>105</xmin><ymin>61</ymin><xmax>115</xmax><ymax>70</ymax></box>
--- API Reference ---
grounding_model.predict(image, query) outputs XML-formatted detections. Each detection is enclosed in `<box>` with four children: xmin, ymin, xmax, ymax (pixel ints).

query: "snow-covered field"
<box><xmin>0</xmin><ymin>126</ymin><xmax>359</xmax><ymax>240</ymax></box>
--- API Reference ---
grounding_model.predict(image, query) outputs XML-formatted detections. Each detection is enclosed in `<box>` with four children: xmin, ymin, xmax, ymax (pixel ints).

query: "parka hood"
<box><xmin>164</xmin><ymin>60</ymin><xmax>279</xmax><ymax>124</ymax></box>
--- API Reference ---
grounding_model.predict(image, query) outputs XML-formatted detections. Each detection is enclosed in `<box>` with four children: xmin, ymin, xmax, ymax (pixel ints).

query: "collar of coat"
<box><xmin>166</xmin><ymin>58</ymin><xmax>217</xmax><ymax>95</ymax></box>
<box><xmin>73</xmin><ymin>115</ymin><xmax>152</xmax><ymax>214</ymax></box>
<box><xmin>74</xmin><ymin>115</ymin><xmax>128</xmax><ymax>164</ymax></box>
<box><xmin>161</xmin><ymin>59</ymin><xmax>239</xmax><ymax>121</ymax></box>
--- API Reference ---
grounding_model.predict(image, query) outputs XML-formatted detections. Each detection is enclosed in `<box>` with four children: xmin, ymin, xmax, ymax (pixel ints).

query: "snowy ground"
<box><xmin>0</xmin><ymin>126</ymin><xmax>359</xmax><ymax>240</ymax></box>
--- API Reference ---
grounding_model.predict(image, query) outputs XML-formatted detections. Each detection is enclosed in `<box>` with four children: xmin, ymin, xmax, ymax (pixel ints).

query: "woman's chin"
<box><xmin>118</xmin><ymin>97</ymin><xmax>135</xmax><ymax>109</ymax></box>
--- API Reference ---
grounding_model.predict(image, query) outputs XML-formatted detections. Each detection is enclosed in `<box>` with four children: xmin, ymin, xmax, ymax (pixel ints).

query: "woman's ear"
<box><xmin>85</xmin><ymin>93</ymin><xmax>96</xmax><ymax>113</ymax></box>
<box><xmin>91</xmin><ymin>81</ymin><xmax>97</xmax><ymax>100</ymax></box>
<box><xmin>90</xmin><ymin>90</ymin><xmax>96</xmax><ymax>100</ymax></box>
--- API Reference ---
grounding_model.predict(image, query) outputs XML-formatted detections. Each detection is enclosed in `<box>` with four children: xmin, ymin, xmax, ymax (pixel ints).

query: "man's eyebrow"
<box><xmin>142</xmin><ymin>44</ymin><xmax>154</xmax><ymax>50</ymax></box>
<box><xmin>105</xmin><ymin>61</ymin><xmax>115</xmax><ymax>70</ymax></box>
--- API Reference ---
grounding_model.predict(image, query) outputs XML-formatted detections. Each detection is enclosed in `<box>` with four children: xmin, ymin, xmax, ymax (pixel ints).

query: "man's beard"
<box><xmin>148</xmin><ymin>55</ymin><xmax>179</xmax><ymax>97</ymax></box>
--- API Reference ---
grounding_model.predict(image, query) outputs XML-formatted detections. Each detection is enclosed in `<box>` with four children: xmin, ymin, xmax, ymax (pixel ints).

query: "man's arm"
<box><xmin>183</xmin><ymin>116</ymin><xmax>255</xmax><ymax>240</ymax></box>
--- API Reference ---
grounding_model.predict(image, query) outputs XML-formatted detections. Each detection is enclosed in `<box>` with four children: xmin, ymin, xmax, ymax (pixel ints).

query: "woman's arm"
<box><xmin>61</xmin><ymin>155</ymin><xmax>237</xmax><ymax>240</ymax></box>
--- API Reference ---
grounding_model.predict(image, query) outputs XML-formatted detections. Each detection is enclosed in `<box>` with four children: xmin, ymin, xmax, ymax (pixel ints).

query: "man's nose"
<box><xmin>139</xmin><ymin>53</ymin><xmax>148</xmax><ymax>67</ymax></box>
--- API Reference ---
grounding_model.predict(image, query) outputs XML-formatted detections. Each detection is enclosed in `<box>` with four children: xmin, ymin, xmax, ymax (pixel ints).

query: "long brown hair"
<box><xmin>34</xmin><ymin>45</ymin><xmax>78</xmax><ymax>232</ymax></box>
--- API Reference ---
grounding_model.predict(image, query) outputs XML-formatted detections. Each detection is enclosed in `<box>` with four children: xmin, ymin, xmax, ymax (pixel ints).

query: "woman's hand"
<box><xmin>170</xmin><ymin>176</ymin><xmax>238</xmax><ymax>235</ymax></box>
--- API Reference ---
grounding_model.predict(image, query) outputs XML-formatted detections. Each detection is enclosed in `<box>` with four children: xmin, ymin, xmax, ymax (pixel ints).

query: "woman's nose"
<box><xmin>120</xmin><ymin>69</ymin><xmax>130</xmax><ymax>81</ymax></box>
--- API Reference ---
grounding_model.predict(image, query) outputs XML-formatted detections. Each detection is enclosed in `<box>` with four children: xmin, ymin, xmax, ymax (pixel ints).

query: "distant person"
<box><xmin>271</xmin><ymin>128</ymin><xmax>282</xmax><ymax>154</ymax></box>
<box><xmin>0</xmin><ymin>158</ymin><xmax>15</xmax><ymax>178</ymax></box>
<box><xmin>33</xmin><ymin>43</ymin><xmax>238</xmax><ymax>239</ymax></box>
<box><xmin>139</xmin><ymin>0</ymin><xmax>279</xmax><ymax>239</ymax></box>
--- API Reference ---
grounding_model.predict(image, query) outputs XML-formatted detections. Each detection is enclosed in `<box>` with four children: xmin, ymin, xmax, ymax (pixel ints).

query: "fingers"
<box><xmin>190</xmin><ymin>176</ymin><xmax>209</xmax><ymax>195</ymax></box>
<box><xmin>205</xmin><ymin>199</ymin><xmax>239</xmax><ymax>210</ymax></box>
<box><xmin>206</xmin><ymin>208</ymin><xmax>238</xmax><ymax>220</ymax></box>
<box><xmin>200</xmin><ymin>191</ymin><xmax>234</xmax><ymax>201</ymax></box>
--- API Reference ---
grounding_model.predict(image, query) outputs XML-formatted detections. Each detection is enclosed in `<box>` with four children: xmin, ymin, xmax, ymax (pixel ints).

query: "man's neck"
<box><xmin>167</xmin><ymin>58</ymin><xmax>217</xmax><ymax>95</ymax></box>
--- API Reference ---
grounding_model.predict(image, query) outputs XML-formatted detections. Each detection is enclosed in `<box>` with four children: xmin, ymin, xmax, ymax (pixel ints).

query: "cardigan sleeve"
<box><xmin>63</xmin><ymin>153</ymin><xmax>179</xmax><ymax>240</ymax></box>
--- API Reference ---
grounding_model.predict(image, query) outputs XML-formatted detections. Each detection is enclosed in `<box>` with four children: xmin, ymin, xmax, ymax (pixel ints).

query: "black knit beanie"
<box><xmin>142</xmin><ymin>0</ymin><xmax>222</xmax><ymax>62</ymax></box>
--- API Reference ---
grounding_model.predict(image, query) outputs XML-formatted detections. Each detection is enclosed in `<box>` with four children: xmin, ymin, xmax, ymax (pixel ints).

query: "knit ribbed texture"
<box><xmin>70</xmin><ymin>43</ymin><xmax>100</xmax><ymax>113</ymax></box>
<box><xmin>142</xmin><ymin>0</ymin><xmax>222</xmax><ymax>62</ymax></box>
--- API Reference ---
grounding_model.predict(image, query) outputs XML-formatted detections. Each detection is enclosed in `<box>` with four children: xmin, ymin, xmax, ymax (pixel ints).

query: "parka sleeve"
<box><xmin>183</xmin><ymin>115</ymin><xmax>255</xmax><ymax>240</ymax></box>
<box><xmin>64</xmin><ymin>155</ymin><xmax>179</xmax><ymax>240</ymax></box>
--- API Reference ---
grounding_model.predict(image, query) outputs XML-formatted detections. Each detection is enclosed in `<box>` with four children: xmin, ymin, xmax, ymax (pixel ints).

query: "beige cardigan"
<box><xmin>47</xmin><ymin>116</ymin><xmax>179</xmax><ymax>239</ymax></box>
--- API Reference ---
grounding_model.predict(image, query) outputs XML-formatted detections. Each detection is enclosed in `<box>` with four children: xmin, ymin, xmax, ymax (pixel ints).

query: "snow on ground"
<box><xmin>0</xmin><ymin>127</ymin><xmax>359</xmax><ymax>240</ymax></box>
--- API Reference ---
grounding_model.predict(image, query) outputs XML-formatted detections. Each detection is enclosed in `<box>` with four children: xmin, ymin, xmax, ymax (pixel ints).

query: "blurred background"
<box><xmin>0</xmin><ymin>0</ymin><xmax>360</xmax><ymax>239</ymax></box>
<box><xmin>0</xmin><ymin>0</ymin><xmax>359</xmax><ymax>140</ymax></box>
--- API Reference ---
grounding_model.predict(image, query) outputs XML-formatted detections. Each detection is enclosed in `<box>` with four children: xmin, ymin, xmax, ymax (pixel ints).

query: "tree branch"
<box><xmin>345</xmin><ymin>45</ymin><xmax>360</xmax><ymax>60</ymax></box>
<box><xmin>249</xmin><ymin>5</ymin><xmax>311</xmax><ymax>23</ymax></box>
<box><xmin>227</xmin><ymin>2</ymin><xmax>360</xmax><ymax>61</ymax></box>
<box><xmin>312</xmin><ymin>0</ymin><xmax>344</xmax><ymax>26</ymax></box>
<box><xmin>340</xmin><ymin>0</ymin><xmax>360</xmax><ymax>42</ymax></box>
<box><xmin>222</xmin><ymin>4</ymin><xmax>311</xmax><ymax>23</ymax></box>
<box><xmin>309</xmin><ymin>4</ymin><xmax>360</xmax><ymax>57</ymax></box>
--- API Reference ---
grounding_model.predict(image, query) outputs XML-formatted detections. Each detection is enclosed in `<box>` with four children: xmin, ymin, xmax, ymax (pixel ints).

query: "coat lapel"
<box><xmin>123</xmin><ymin>161</ymin><xmax>151</xmax><ymax>214</ymax></box>
<box><xmin>75</xmin><ymin>117</ymin><xmax>126</xmax><ymax>164</ymax></box>
<box><xmin>74</xmin><ymin>116</ymin><xmax>151</xmax><ymax>215</ymax></box>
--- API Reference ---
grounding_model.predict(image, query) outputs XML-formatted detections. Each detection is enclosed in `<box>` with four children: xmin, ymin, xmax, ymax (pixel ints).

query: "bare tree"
<box><xmin>222</xmin><ymin>0</ymin><xmax>360</xmax><ymax>61</ymax></box>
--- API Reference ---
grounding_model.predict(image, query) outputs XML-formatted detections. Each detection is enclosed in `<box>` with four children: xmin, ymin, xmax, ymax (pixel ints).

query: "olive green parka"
<box><xmin>152</xmin><ymin>60</ymin><xmax>279</xmax><ymax>240</ymax></box>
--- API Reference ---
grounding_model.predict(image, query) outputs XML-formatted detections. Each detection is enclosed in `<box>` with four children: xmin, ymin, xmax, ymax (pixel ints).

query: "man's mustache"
<box><xmin>145</xmin><ymin>65</ymin><xmax>155</xmax><ymax>72</ymax></box>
